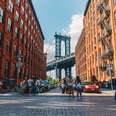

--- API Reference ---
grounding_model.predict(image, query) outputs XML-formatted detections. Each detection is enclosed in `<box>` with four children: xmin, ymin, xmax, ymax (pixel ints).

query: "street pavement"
<box><xmin>0</xmin><ymin>88</ymin><xmax>116</xmax><ymax>116</ymax></box>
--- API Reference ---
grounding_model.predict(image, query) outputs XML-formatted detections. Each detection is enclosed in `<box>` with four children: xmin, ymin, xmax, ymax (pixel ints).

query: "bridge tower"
<box><xmin>55</xmin><ymin>32</ymin><xmax>71</xmax><ymax>60</ymax></box>
<box><xmin>54</xmin><ymin>32</ymin><xmax>71</xmax><ymax>79</ymax></box>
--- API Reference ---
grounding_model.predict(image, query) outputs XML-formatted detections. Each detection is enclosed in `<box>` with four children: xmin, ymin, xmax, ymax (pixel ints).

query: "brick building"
<box><xmin>0</xmin><ymin>0</ymin><xmax>46</xmax><ymax>83</ymax></box>
<box><xmin>75</xmin><ymin>29</ymin><xmax>87</xmax><ymax>82</ymax></box>
<box><xmin>83</xmin><ymin>0</ymin><xmax>116</xmax><ymax>83</ymax></box>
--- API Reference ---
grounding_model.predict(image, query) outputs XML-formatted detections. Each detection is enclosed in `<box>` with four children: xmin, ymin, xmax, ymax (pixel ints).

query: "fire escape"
<box><xmin>97</xmin><ymin>0</ymin><xmax>114</xmax><ymax>72</ymax></box>
<box><xmin>97</xmin><ymin>1</ymin><xmax>113</xmax><ymax>60</ymax></box>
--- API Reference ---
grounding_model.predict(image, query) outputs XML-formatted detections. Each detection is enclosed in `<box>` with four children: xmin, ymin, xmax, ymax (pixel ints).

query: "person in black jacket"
<box><xmin>75</xmin><ymin>76</ymin><xmax>82</xmax><ymax>97</ymax></box>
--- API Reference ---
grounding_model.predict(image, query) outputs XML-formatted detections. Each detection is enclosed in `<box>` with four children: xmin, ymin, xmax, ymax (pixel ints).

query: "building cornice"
<box><xmin>29</xmin><ymin>0</ymin><xmax>45</xmax><ymax>40</ymax></box>
<box><xmin>84</xmin><ymin>0</ymin><xmax>91</xmax><ymax>16</ymax></box>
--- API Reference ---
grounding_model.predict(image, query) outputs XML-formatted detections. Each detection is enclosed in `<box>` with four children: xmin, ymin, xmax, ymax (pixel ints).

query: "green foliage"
<box><xmin>46</xmin><ymin>76</ymin><xmax>59</xmax><ymax>87</ymax></box>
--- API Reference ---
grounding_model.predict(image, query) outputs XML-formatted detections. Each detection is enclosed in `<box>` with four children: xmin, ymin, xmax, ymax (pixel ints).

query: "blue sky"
<box><xmin>32</xmin><ymin>0</ymin><xmax>88</xmax><ymax>78</ymax></box>
<box><xmin>32</xmin><ymin>0</ymin><xmax>87</xmax><ymax>44</ymax></box>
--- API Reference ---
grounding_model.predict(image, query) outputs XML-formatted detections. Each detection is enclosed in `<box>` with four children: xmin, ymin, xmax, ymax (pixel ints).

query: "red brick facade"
<box><xmin>0</xmin><ymin>0</ymin><xmax>46</xmax><ymax>82</ymax></box>
<box><xmin>75</xmin><ymin>29</ymin><xmax>87</xmax><ymax>82</ymax></box>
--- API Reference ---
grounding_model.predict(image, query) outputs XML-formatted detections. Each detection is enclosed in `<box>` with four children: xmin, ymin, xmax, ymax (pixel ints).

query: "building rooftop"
<box><xmin>84</xmin><ymin>0</ymin><xmax>91</xmax><ymax>16</ymax></box>
<box><xmin>29</xmin><ymin>0</ymin><xmax>45</xmax><ymax>40</ymax></box>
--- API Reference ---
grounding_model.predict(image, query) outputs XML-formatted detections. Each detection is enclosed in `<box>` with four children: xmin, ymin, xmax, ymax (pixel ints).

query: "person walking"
<box><xmin>35</xmin><ymin>79</ymin><xmax>41</xmax><ymax>93</ymax></box>
<box><xmin>67</xmin><ymin>74</ymin><xmax>74</xmax><ymax>97</ymax></box>
<box><xmin>61</xmin><ymin>78</ymin><xmax>67</xmax><ymax>94</ymax></box>
<box><xmin>75</xmin><ymin>76</ymin><xmax>82</xmax><ymax>97</ymax></box>
<box><xmin>28</xmin><ymin>79</ymin><xmax>33</xmax><ymax>93</ymax></box>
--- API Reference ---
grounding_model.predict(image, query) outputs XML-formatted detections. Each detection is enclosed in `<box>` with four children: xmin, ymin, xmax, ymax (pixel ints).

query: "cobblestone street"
<box><xmin>0</xmin><ymin>88</ymin><xmax>116</xmax><ymax>116</ymax></box>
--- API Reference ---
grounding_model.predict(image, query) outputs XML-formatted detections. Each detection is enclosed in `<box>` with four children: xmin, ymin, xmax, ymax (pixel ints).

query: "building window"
<box><xmin>8</xmin><ymin>18</ymin><xmax>12</xmax><ymax>32</ymax></box>
<box><xmin>6</xmin><ymin>38</ymin><xmax>11</xmax><ymax>53</ymax></box>
<box><xmin>26</xmin><ymin>14</ymin><xmax>28</xmax><ymax>21</ymax></box>
<box><xmin>28</xmin><ymin>44</ymin><xmax>30</xmax><ymax>51</ymax></box>
<box><xmin>17</xmin><ymin>0</ymin><xmax>20</xmax><ymax>7</ymax></box>
<box><xmin>25</xmin><ymin>39</ymin><xmax>27</xmax><ymax>48</ymax></box>
<box><xmin>28</xmin><ymin>31</ymin><xmax>30</xmax><ymax>38</ymax></box>
<box><xmin>114</xmin><ymin>0</ymin><xmax>116</xmax><ymax>4</ymax></box>
<box><xmin>5</xmin><ymin>61</ymin><xmax>10</xmax><ymax>78</ymax></box>
<box><xmin>95</xmin><ymin>37</ymin><xmax>97</xmax><ymax>49</ymax></box>
<box><xmin>20</xmin><ymin>19</ymin><xmax>24</xmax><ymax>29</ymax></box>
<box><xmin>13</xmin><ymin>63</ymin><xmax>17</xmax><ymax>78</ymax></box>
<box><xmin>25</xmin><ymin>25</ymin><xmax>27</xmax><ymax>34</ymax></box>
<box><xmin>29</xmin><ymin>9</ymin><xmax>31</xmax><ymax>17</ymax></box>
<box><xmin>20</xmin><ymin>33</ymin><xmax>23</xmax><ymax>45</ymax></box>
<box><xmin>29</xmin><ymin>20</ymin><xmax>31</xmax><ymax>27</ymax></box>
<box><xmin>0</xmin><ymin>6</ymin><xmax>3</xmax><ymax>23</ymax></box>
<box><xmin>16</xmin><ymin>10</ymin><xmax>19</xmax><ymax>22</ymax></box>
<box><xmin>114</xmin><ymin>11</ymin><xmax>116</xmax><ymax>25</ymax></box>
<box><xmin>15</xmin><ymin>27</ymin><xmax>18</xmax><ymax>38</ymax></box>
<box><xmin>26</xmin><ymin>3</ymin><xmax>29</xmax><ymax>9</ymax></box>
<box><xmin>24</xmin><ymin>55</ymin><xmax>26</xmax><ymax>64</ymax></box>
<box><xmin>22</xmin><ymin>6</ymin><xmax>24</xmax><ymax>15</ymax></box>
<box><xmin>20</xmin><ymin>50</ymin><xmax>23</xmax><ymax>56</ymax></box>
<box><xmin>9</xmin><ymin>0</ymin><xmax>13</xmax><ymax>12</ymax></box>
<box><xmin>96</xmin><ymin>51</ymin><xmax>97</xmax><ymax>62</ymax></box>
<box><xmin>31</xmin><ymin>25</ymin><xmax>33</xmax><ymax>30</ymax></box>
<box><xmin>14</xmin><ymin>45</ymin><xmax>18</xmax><ymax>57</ymax></box>
<box><xmin>0</xmin><ymin>32</ymin><xmax>3</xmax><ymax>48</ymax></box>
<box><xmin>99</xmin><ymin>48</ymin><xmax>101</xmax><ymax>57</ymax></box>
<box><xmin>32</xmin><ymin>16</ymin><xmax>34</xmax><ymax>21</ymax></box>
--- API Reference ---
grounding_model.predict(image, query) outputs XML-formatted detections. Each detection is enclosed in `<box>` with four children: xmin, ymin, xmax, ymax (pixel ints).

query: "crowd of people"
<box><xmin>20</xmin><ymin>78</ymin><xmax>48</xmax><ymax>94</ymax></box>
<box><xmin>61</xmin><ymin>75</ymin><xmax>82</xmax><ymax>97</ymax></box>
<box><xmin>0</xmin><ymin>77</ymin><xmax>50</xmax><ymax>94</ymax></box>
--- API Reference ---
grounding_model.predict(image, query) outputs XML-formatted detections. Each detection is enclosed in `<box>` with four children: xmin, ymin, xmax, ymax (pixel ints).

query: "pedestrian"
<box><xmin>67</xmin><ymin>74</ymin><xmax>74</xmax><ymax>97</ymax></box>
<box><xmin>20</xmin><ymin>80</ymin><xmax>27</xmax><ymax>94</ymax></box>
<box><xmin>28</xmin><ymin>79</ymin><xmax>33</xmax><ymax>93</ymax></box>
<box><xmin>0</xmin><ymin>78</ymin><xmax>3</xmax><ymax>92</ymax></box>
<box><xmin>35</xmin><ymin>79</ymin><xmax>40</xmax><ymax>93</ymax></box>
<box><xmin>75</xmin><ymin>76</ymin><xmax>82</xmax><ymax>97</ymax></box>
<box><xmin>61</xmin><ymin>78</ymin><xmax>66</xmax><ymax>94</ymax></box>
<box><xmin>99</xmin><ymin>82</ymin><xmax>101</xmax><ymax>88</ymax></box>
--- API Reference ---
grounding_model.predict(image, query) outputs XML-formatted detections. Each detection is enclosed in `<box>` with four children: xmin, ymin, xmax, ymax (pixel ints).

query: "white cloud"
<box><xmin>44</xmin><ymin>14</ymin><xmax>83</xmax><ymax>63</ymax></box>
<box><xmin>68</xmin><ymin>14</ymin><xmax>83</xmax><ymax>53</ymax></box>
<box><xmin>44</xmin><ymin>41</ymin><xmax>55</xmax><ymax>62</ymax></box>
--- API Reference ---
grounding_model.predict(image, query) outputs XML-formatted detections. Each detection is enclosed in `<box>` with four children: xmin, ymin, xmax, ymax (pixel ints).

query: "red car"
<box><xmin>83</xmin><ymin>84</ymin><xmax>99</xmax><ymax>93</ymax></box>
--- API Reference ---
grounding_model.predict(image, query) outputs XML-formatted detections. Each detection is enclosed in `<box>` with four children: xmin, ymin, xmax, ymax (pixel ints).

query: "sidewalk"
<box><xmin>0</xmin><ymin>88</ymin><xmax>115</xmax><ymax>97</ymax></box>
<box><xmin>100</xmin><ymin>89</ymin><xmax>115</xmax><ymax>96</ymax></box>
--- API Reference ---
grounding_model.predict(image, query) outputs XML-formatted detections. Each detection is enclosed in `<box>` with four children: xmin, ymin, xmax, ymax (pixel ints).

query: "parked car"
<box><xmin>83</xmin><ymin>83</ymin><xmax>99</xmax><ymax>93</ymax></box>
<box><xmin>81</xmin><ymin>82</ymin><xmax>89</xmax><ymax>88</ymax></box>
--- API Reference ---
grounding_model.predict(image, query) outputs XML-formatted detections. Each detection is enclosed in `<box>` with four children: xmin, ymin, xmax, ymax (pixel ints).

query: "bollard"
<box><xmin>114</xmin><ymin>91</ymin><xmax>116</xmax><ymax>100</ymax></box>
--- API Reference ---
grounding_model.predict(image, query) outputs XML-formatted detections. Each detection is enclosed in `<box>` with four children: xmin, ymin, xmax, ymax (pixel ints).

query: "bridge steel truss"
<box><xmin>55</xmin><ymin>33</ymin><xmax>71</xmax><ymax>60</ymax></box>
<box><xmin>47</xmin><ymin>53</ymin><xmax>75</xmax><ymax>80</ymax></box>
<box><xmin>47</xmin><ymin>33</ymin><xmax>74</xmax><ymax>79</ymax></box>
<box><xmin>55</xmin><ymin>33</ymin><xmax>71</xmax><ymax>79</ymax></box>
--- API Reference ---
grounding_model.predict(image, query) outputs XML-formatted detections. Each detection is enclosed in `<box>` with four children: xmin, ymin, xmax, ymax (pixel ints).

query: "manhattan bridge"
<box><xmin>46</xmin><ymin>33</ymin><xmax>75</xmax><ymax>80</ymax></box>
